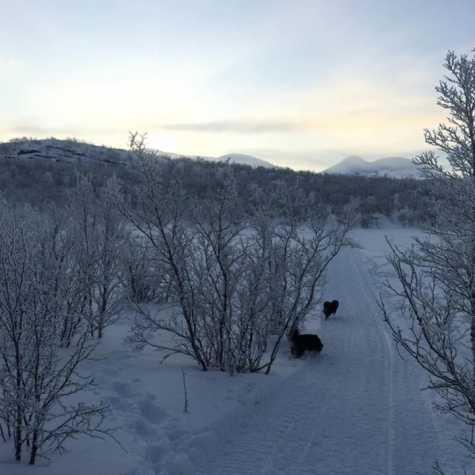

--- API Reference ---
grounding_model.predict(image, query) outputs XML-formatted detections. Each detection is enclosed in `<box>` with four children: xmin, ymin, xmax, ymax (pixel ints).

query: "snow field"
<box><xmin>190</xmin><ymin>246</ymin><xmax>441</xmax><ymax>475</ymax></box>
<box><xmin>1</xmin><ymin>224</ymin><xmax>473</xmax><ymax>474</ymax></box>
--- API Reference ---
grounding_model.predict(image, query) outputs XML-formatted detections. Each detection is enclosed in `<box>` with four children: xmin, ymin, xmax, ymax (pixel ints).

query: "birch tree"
<box><xmin>0</xmin><ymin>204</ymin><xmax>110</xmax><ymax>464</ymax></box>
<box><xmin>92</xmin><ymin>180</ymin><xmax>128</xmax><ymax>338</ymax></box>
<box><xmin>116</xmin><ymin>134</ymin><xmax>356</xmax><ymax>373</ymax></box>
<box><xmin>66</xmin><ymin>174</ymin><xmax>127</xmax><ymax>341</ymax></box>
<box><xmin>382</xmin><ymin>50</ymin><xmax>475</xmax><ymax>461</ymax></box>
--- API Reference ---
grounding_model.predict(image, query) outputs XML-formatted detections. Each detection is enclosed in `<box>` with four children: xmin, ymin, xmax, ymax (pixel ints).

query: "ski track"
<box><xmin>193</xmin><ymin>247</ymin><xmax>441</xmax><ymax>475</ymax></box>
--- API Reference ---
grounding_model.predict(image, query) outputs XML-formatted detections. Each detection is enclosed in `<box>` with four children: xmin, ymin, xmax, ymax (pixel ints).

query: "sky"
<box><xmin>1</xmin><ymin>0</ymin><xmax>474</xmax><ymax>171</ymax></box>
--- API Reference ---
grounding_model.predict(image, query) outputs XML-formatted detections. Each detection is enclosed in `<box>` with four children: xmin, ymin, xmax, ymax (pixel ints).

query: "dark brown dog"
<box><xmin>287</xmin><ymin>327</ymin><xmax>323</xmax><ymax>358</ymax></box>
<box><xmin>323</xmin><ymin>300</ymin><xmax>339</xmax><ymax>320</ymax></box>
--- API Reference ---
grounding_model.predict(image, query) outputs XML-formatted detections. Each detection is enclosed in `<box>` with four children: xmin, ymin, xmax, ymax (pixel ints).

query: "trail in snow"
<box><xmin>193</xmin><ymin>247</ymin><xmax>441</xmax><ymax>475</ymax></box>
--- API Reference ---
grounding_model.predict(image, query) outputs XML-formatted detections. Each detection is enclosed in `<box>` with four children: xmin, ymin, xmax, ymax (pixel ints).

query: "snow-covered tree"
<box><xmin>382</xmin><ymin>50</ymin><xmax>475</xmax><ymax>463</ymax></box>
<box><xmin>114</xmin><ymin>138</ymin><xmax>211</xmax><ymax>370</ymax></box>
<box><xmin>250</xmin><ymin>184</ymin><xmax>358</xmax><ymax>374</ymax></box>
<box><xmin>66</xmin><ymin>174</ymin><xmax>127</xmax><ymax>341</ymax></box>
<box><xmin>116</xmin><ymin>133</ymin><xmax>356</xmax><ymax>374</ymax></box>
<box><xmin>92</xmin><ymin>179</ymin><xmax>128</xmax><ymax>338</ymax></box>
<box><xmin>122</xmin><ymin>233</ymin><xmax>163</xmax><ymax>303</ymax></box>
<box><xmin>0</xmin><ymin>204</ymin><xmax>110</xmax><ymax>464</ymax></box>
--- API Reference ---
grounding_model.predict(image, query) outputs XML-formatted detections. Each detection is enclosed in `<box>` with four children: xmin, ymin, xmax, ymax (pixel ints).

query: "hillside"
<box><xmin>0</xmin><ymin>137</ymin><xmax>276</xmax><ymax>169</ymax></box>
<box><xmin>0</xmin><ymin>137</ymin><xmax>156</xmax><ymax>166</ymax></box>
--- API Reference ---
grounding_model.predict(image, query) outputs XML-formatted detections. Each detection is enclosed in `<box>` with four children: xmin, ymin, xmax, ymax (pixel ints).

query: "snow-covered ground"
<box><xmin>1</xmin><ymin>224</ymin><xmax>472</xmax><ymax>475</ymax></box>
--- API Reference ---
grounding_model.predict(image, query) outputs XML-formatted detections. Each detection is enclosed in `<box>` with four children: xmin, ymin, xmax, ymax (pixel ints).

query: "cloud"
<box><xmin>11</xmin><ymin>124</ymin><xmax>124</xmax><ymax>137</ymax></box>
<box><xmin>158</xmin><ymin>120</ymin><xmax>307</xmax><ymax>134</ymax></box>
<box><xmin>156</xmin><ymin>109</ymin><xmax>440</xmax><ymax>137</ymax></box>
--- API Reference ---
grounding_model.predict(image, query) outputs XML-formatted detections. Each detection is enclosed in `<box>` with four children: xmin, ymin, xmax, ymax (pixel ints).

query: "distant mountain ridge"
<box><xmin>214</xmin><ymin>153</ymin><xmax>274</xmax><ymax>168</ymax></box>
<box><xmin>155</xmin><ymin>150</ymin><xmax>275</xmax><ymax>168</ymax></box>
<box><xmin>322</xmin><ymin>155</ymin><xmax>420</xmax><ymax>178</ymax></box>
<box><xmin>0</xmin><ymin>138</ymin><xmax>276</xmax><ymax>169</ymax></box>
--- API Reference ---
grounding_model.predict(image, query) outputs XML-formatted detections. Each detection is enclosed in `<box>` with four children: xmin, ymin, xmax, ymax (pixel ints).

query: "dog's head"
<box><xmin>287</xmin><ymin>326</ymin><xmax>300</xmax><ymax>343</ymax></box>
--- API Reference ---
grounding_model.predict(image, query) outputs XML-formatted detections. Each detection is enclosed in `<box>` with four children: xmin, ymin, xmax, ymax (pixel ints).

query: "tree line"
<box><xmin>0</xmin><ymin>138</ymin><xmax>433</xmax><ymax>227</ymax></box>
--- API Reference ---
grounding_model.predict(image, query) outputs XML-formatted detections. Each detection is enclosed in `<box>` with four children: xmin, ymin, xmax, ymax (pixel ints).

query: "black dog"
<box><xmin>287</xmin><ymin>327</ymin><xmax>323</xmax><ymax>358</ymax></box>
<box><xmin>323</xmin><ymin>300</ymin><xmax>339</xmax><ymax>320</ymax></box>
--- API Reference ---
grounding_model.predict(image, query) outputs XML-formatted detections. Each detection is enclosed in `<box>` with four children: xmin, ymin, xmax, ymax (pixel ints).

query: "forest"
<box><xmin>0</xmin><ymin>136</ymin><xmax>432</xmax><ymax>228</ymax></box>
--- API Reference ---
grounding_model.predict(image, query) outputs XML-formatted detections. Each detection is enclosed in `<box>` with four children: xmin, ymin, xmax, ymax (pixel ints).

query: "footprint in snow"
<box><xmin>112</xmin><ymin>381</ymin><xmax>136</xmax><ymax>399</ymax></box>
<box><xmin>138</xmin><ymin>398</ymin><xmax>167</xmax><ymax>425</ymax></box>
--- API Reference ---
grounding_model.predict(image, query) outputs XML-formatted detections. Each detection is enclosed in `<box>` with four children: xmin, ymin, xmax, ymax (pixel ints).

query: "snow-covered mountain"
<box><xmin>214</xmin><ymin>153</ymin><xmax>275</xmax><ymax>168</ymax></box>
<box><xmin>322</xmin><ymin>155</ymin><xmax>420</xmax><ymax>178</ymax></box>
<box><xmin>0</xmin><ymin>138</ymin><xmax>275</xmax><ymax>169</ymax></box>
<box><xmin>156</xmin><ymin>150</ymin><xmax>275</xmax><ymax>168</ymax></box>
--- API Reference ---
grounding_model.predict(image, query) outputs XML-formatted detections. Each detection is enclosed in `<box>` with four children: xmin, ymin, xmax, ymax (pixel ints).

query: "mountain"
<box><xmin>156</xmin><ymin>150</ymin><xmax>276</xmax><ymax>168</ymax></box>
<box><xmin>321</xmin><ymin>156</ymin><xmax>420</xmax><ymax>178</ymax></box>
<box><xmin>214</xmin><ymin>153</ymin><xmax>275</xmax><ymax>168</ymax></box>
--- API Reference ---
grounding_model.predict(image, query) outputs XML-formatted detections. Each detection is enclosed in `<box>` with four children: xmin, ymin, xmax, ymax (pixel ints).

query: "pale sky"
<box><xmin>1</xmin><ymin>0</ymin><xmax>473</xmax><ymax>171</ymax></box>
